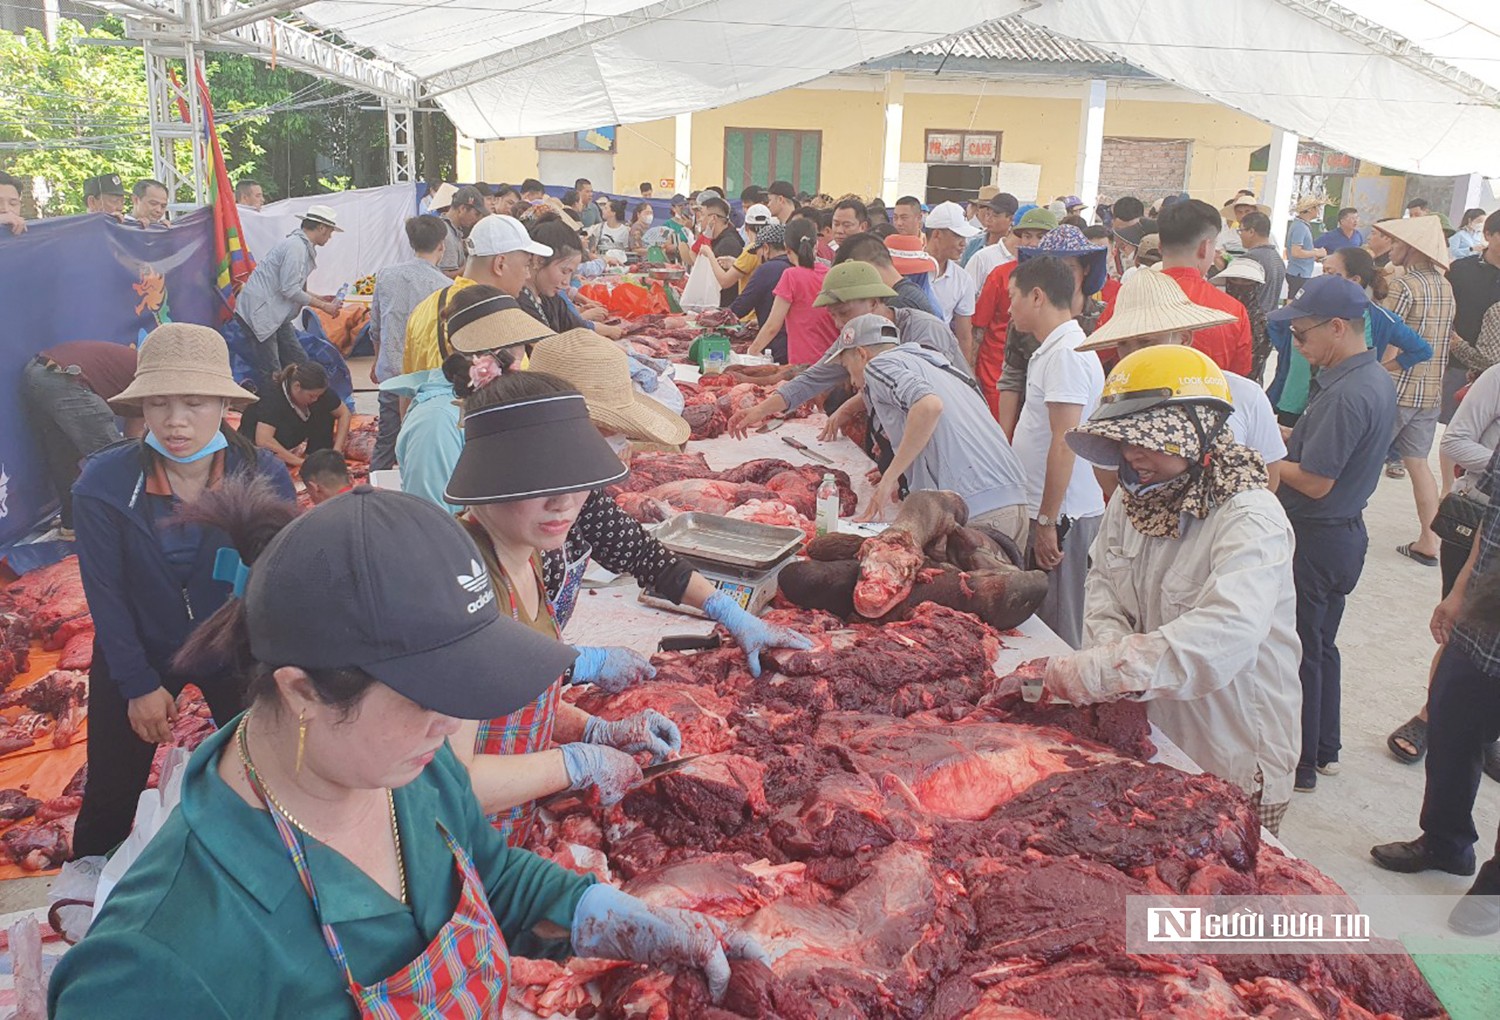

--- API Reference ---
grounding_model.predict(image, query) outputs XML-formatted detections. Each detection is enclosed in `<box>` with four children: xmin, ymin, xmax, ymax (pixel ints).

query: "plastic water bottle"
<box><xmin>815</xmin><ymin>473</ymin><xmax>839</xmax><ymax>537</ymax></box>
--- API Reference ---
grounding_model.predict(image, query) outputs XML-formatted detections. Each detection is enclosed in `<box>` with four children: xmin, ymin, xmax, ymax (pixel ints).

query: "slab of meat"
<box><xmin>854</xmin><ymin>491</ymin><xmax>968</xmax><ymax>617</ymax></box>
<box><xmin>526</xmin><ymin>600</ymin><xmax>1443</xmax><ymax>1020</ymax></box>
<box><xmin>779</xmin><ymin>559</ymin><xmax>1049</xmax><ymax>632</ymax></box>
<box><xmin>1</xmin><ymin>669</ymin><xmax>85</xmax><ymax>718</ymax></box>
<box><xmin>342</xmin><ymin>415</ymin><xmax>377</xmax><ymax>464</ymax></box>
<box><xmin>725</xmin><ymin>499</ymin><xmax>815</xmax><ymax>544</ymax></box>
<box><xmin>57</xmin><ymin>630</ymin><xmax>93</xmax><ymax>671</ymax></box>
<box><xmin>2</xmin><ymin>819</ymin><xmax>71</xmax><ymax>871</ymax></box>
<box><xmin>0</xmin><ymin>789</ymin><xmax>40</xmax><ymax>821</ymax></box>
<box><xmin>0</xmin><ymin>557</ymin><xmax>90</xmax><ymax>650</ymax></box>
<box><xmin>611</xmin><ymin>451</ymin><xmax>715</xmax><ymax>494</ymax></box>
<box><xmin>615</xmin><ymin>479</ymin><xmax>779</xmax><ymax>522</ymax></box>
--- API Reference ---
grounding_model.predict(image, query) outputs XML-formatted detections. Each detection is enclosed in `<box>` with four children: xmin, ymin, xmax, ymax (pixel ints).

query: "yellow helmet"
<box><xmin>1093</xmin><ymin>345</ymin><xmax>1233</xmax><ymax>421</ymax></box>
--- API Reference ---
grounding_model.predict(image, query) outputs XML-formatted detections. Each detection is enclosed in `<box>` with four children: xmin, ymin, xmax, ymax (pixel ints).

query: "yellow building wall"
<box><xmin>1100</xmin><ymin>98</ymin><xmax>1272</xmax><ymax>203</ymax></box>
<box><xmin>687</xmin><ymin>88</ymin><xmax>887</xmax><ymax>198</ymax></box>
<box><xmin>614</xmin><ymin>118</ymin><xmax>678</xmax><ymax>192</ymax></box>
<box><xmin>476</xmin><ymin>138</ymin><xmax>539</xmax><ymax>184</ymax></box>
<box><xmin>470</xmin><ymin>85</ymin><xmax>1273</xmax><ymax>205</ymax></box>
<box><xmin>899</xmin><ymin>92</ymin><xmax>1081</xmax><ymax>204</ymax></box>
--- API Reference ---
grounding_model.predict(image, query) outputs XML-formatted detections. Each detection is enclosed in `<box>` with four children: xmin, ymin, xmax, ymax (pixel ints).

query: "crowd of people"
<box><xmin>8</xmin><ymin>162</ymin><xmax>1500</xmax><ymax>1012</ymax></box>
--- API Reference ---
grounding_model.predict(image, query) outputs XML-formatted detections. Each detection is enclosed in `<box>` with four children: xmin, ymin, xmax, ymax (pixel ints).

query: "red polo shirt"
<box><xmin>1098</xmin><ymin>266</ymin><xmax>1253</xmax><ymax>376</ymax></box>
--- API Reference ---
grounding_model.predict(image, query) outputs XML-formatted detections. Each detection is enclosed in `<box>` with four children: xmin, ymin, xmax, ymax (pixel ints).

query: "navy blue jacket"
<box><xmin>72</xmin><ymin>440</ymin><xmax>295</xmax><ymax>700</ymax></box>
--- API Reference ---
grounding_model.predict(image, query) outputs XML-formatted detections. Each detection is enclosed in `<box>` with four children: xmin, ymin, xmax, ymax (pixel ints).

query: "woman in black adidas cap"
<box><xmin>49</xmin><ymin>481</ymin><xmax>764</xmax><ymax>1018</ymax></box>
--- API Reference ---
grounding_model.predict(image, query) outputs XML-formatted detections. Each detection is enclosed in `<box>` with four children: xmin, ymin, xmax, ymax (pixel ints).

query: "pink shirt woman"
<box><xmin>748</xmin><ymin>220</ymin><xmax>838</xmax><ymax>364</ymax></box>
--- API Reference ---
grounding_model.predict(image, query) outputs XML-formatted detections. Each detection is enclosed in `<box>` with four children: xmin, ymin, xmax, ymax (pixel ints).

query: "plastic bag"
<box><xmin>680</xmin><ymin>251</ymin><xmax>721</xmax><ymax>310</ymax></box>
<box><xmin>92</xmin><ymin>746</ymin><xmax>191</xmax><ymax>923</ymax></box>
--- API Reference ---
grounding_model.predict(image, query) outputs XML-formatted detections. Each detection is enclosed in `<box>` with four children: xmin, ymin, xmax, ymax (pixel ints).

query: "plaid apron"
<box><xmin>475</xmin><ymin>555</ymin><xmax>564</xmax><ymax>846</ymax></box>
<box><xmin>247</xmin><ymin>757</ymin><xmax>510</xmax><ymax>1017</ymax></box>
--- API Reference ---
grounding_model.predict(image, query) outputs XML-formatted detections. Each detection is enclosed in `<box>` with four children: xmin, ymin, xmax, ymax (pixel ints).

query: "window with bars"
<box><xmin>723</xmin><ymin>128</ymin><xmax>821</xmax><ymax>197</ymax></box>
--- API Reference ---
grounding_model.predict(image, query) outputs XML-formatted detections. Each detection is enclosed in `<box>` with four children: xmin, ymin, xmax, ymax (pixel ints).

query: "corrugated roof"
<box><xmin>910</xmin><ymin>14</ymin><xmax>1119</xmax><ymax>64</ymax></box>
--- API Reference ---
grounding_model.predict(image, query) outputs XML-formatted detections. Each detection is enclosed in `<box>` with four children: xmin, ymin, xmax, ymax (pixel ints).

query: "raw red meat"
<box><xmin>854</xmin><ymin>491</ymin><xmax>968</xmax><ymax>617</ymax></box>
<box><xmin>513</xmin><ymin>601</ymin><xmax>1443</xmax><ymax>1020</ymax></box>
<box><xmin>725</xmin><ymin>500</ymin><xmax>814</xmax><ymax>544</ymax></box>
<box><xmin>611</xmin><ymin>451</ymin><xmax>715</xmax><ymax>494</ymax></box>
<box><xmin>2</xmin><ymin>820</ymin><xmax>71</xmax><ymax>871</ymax></box>
<box><xmin>610</xmin><ymin>453</ymin><xmax>857</xmax><ymax>522</ymax></box>
<box><xmin>615</xmin><ymin>479</ymin><xmax>778</xmax><ymax>521</ymax></box>
<box><xmin>0</xmin><ymin>790</ymin><xmax>40</xmax><ymax>821</ymax></box>
<box><xmin>0</xmin><ymin>613</ymin><xmax>30</xmax><ymax>690</ymax></box>
<box><xmin>1</xmin><ymin>669</ymin><xmax>84</xmax><ymax>718</ymax></box>
<box><xmin>57</xmin><ymin>630</ymin><xmax>93</xmax><ymax>671</ymax></box>
<box><xmin>342</xmin><ymin>415</ymin><xmax>377</xmax><ymax>464</ymax></box>
<box><xmin>0</xmin><ymin>558</ymin><xmax>90</xmax><ymax>650</ymax></box>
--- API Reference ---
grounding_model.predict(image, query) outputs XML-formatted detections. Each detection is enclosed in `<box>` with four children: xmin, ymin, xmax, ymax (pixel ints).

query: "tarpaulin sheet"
<box><xmin>0</xmin><ymin>210</ymin><xmax>217</xmax><ymax>549</ymax></box>
<box><xmin>238</xmin><ymin>184</ymin><xmax>419</xmax><ymax>297</ymax></box>
<box><xmin>0</xmin><ymin>647</ymin><xmax>87</xmax><ymax>882</ymax></box>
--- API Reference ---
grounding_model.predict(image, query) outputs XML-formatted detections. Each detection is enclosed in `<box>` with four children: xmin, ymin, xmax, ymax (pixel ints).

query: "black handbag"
<box><xmin>1433</xmin><ymin>490</ymin><xmax>1489</xmax><ymax>548</ymax></box>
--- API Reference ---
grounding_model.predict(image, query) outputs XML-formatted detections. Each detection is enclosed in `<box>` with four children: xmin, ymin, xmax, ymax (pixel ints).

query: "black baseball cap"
<box><xmin>767</xmin><ymin>180</ymin><xmax>796</xmax><ymax>201</ymax></box>
<box><xmin>245</xmin><ymin>486</ymin><xmax>575</xmax><ymax>719</ymax></box>
<box><xmin>83</xmin><ymin>173</ymin><xmax>125</xmax><ymax>198</ymax></box>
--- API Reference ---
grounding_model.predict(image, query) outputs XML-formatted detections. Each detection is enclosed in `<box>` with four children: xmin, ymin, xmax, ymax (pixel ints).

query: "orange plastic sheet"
<box><xmin>0</xmin><ymin>647</ymin><xmax>88</xmax><ymax>880</ymax></box>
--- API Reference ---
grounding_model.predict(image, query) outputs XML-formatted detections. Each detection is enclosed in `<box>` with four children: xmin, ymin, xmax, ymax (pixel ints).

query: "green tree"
<box><xmin>1</xmin><ymin>19</ymin><xmax>456</xmax><ymax>214</ymax></box>
<box><xmin>0</xmin><ymin>20</ymin><xmax>159</xmax><ymax>213</ymax></box>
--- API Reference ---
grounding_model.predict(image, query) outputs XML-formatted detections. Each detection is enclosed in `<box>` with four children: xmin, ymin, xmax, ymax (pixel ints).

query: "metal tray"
<box><xmin>651</xmin><ymin>513</ymin><xmax>804</xmax><ymax>570</ymax></box>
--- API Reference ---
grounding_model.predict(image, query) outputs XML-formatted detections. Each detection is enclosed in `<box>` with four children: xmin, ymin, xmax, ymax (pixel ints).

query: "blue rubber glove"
<box><xmin>701</xmin><ymin>592</ymin><xmax>815</xmax><ymax>678</ymax></box>
<box><xmin>558</xmin><ymin>743</ymin><xmax>643</xmax><ymax>805</ymax></box>
<box><xmin>571</xmin><ymin>645</ymin><xmax>658</xmax><ymax>694</ymax></box>
<box><xmin>570</xmin><ymin>885</ymin><xmax>772</xmax><ymax>1002</ymax></box>
<box><xmin>583</xmin><ymin>711</ymin><xmax>682</xmax><ymax>763</ymax></box>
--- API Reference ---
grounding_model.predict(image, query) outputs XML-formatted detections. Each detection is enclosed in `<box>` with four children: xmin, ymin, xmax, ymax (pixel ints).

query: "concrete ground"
<box><xmin>1279</xmin><ymin>434</ymin><xmax>1499</xmax><ymax>901</ymax></box>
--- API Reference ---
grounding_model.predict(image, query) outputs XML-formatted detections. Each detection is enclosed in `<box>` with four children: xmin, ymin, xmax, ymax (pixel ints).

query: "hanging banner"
<box><xmin>0</xmin><ymin>209</ymin><xmax>216</xmax><ymax>549</ymax></box>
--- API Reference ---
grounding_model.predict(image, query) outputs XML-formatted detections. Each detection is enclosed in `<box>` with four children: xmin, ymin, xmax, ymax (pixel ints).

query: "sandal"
<box><xmin>1388</xmin><ymin>715</ymin><xmax>1428</xmax><ymax>764</ymax></box>
<box><xmin>1396</xmin><ymin>543</ymin><xmax>1438</xmax><ymax>567</ymax></box>
<box><xmin>1386</xmin><ymin>462</ymin><xmax>1407</xmax><ymax>479</ymax></box>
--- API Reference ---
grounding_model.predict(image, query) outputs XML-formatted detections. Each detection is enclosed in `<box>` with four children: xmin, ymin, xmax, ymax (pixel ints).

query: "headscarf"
<box><xmin>1072</xmin><ymin>403</ymin><xmax>1268</xmax><ymax>538</ymax></box>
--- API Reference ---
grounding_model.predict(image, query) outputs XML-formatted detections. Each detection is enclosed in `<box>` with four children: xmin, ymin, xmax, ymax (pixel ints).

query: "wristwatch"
<box><xmin>1036</xmin><ymin>514</ymin><xmax>1058</xmax><ymax>528</ymax></box>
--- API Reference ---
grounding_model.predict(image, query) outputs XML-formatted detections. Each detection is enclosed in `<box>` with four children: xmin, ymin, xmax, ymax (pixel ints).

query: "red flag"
<box><xmin>173</xmin><ymin>65</ymin><xmax>256</xmax><ymax>320</ymax></box>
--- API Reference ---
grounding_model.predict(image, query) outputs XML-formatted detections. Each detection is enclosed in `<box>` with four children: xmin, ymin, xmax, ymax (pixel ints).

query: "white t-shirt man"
<box><xmin>929</xmin><ymin>257</ymin><xmax>977</xmax><ymax>326</ymax></box>
<box><xmin>1224</xmin><ymin>372</ymin><xmax>1286</xmax><ymax>465</ymax></box>
<box><xmin>966</xmin><ymin>240</ymin><xmax>1014</xmax><ymax>292</ymax></box>
<box><xmin>1012</xmin><ymin>320</ymin><xmax>1107</xmax><ymax>520</ymax></box>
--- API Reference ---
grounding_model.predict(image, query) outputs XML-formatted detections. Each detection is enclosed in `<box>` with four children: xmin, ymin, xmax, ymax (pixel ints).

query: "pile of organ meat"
<box><xmin>677</xmin><ymin>372</ymin><xmax>815</xmax><ymax>441</ymax></box>
<box><xmin>0</xmin><ymin>557</ymin><xmax>93</xmax><ymax>684</ymax></box>
<box><xmin>610</xmin><ymin>453</ymin><xmax>857</xmax><ymax>533</ymax></box>
<box><xmin>778</xmin><ymin>490</ymin><xmax>1050</xmax><ymax>632</ymax></box>
<box><xmin>508</xmin><ymin>603</ymin><xmax>1446</xmax><ymax>1019</ymax></box>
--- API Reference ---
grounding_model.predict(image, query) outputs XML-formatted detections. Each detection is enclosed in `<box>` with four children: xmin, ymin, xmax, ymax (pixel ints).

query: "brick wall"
<box><xmin>1099</xmin><ymin>137</ymin><xmax>1192</xmax><ymax>207</ymax></box>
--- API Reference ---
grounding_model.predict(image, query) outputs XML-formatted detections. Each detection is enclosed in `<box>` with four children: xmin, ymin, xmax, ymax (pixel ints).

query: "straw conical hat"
<box><xmin>1373</xmin><ymin>216</ymin><xmax>1451</xmax><ymax>269</ymax></box>
<box><xmin>528</xmin><ymin>329</ymin><xmax>689</xmax><ymax>446</ymax></box>
<box><xmin>110</xmin><ymin>323</ymin><xmax>257</xmax><ymax>411</ymax></box>
<box><xmin>1077</xmin><ymin>267</ymin><xmax>1238</xmax><ymax>352</ymax></box>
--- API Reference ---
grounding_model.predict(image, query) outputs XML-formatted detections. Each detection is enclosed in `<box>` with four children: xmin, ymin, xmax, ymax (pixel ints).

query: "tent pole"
<box><xmin>1075</xmin><ymin>79</ymin><xmax>1106</xmax><ymax>223</ymax></box>
<box><xmin>674</xmin><ymin>113</ymin><xmax>693</xmax><ymax>196</ymax></box>
<box><xmin>881</xmin><ymin>71</ymin><xmax>905</xmax><ymax>206</ymax></box>
<box><xmin>1264</xmin><ymin>127</ymin><xmax>1299</xmax><ymax>253</ymax></box>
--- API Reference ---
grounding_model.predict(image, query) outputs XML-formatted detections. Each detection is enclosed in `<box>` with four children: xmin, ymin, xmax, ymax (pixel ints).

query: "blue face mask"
<box><xmin>145</xmin><ymin>428</ymin><xmax>229</xmax><ymax>464</ymax></box>
<box><xmin>1118</xmin><ymin>459</ymin><xmax>1178</xmax><ymax>496</ymax></box>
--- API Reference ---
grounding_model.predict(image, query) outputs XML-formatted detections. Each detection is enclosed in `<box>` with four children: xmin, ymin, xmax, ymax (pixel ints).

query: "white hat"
<box><xmin>1076</xmin><ymin>267</ymin><xmax>1237</xmax><ymax>352</ymax></box>
<box><xmin>923</xmin><ymin>201</ymin><xmax>979</xmax><ymax>238</ymax></box>
<box><xmin>743</xmin><ymin>203</ymin><xmax>776</xmax><ymax>227</ymax></box>
<box><xmin>427</xmin><ymin>183</ymin><xmax>458</xmax><ymax>211</ymax></box>
<box><xmin>303</xmin><ymin>204</ymin><xmax>343</xmax><ymax>231</ymax></box>
<box><xmin>469</xmin><ymin>215</ymin><xmax>552</xmax><ymax>258</ymax></box>
<box><xmin>1212</xmin><ymin>258</ymin><xmax>1266</xmax><ymax>287</ymax></box>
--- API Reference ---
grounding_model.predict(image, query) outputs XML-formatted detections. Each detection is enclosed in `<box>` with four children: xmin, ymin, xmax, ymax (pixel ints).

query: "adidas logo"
<box><xmin>457</xmin><ymin>559</ymin><xmax>488</xmax><ymax>594</ymax></box>
<box><xmin>458</xmin><ymin>559</ymin><xmax>496</xmax><ymax>614</ymax></box>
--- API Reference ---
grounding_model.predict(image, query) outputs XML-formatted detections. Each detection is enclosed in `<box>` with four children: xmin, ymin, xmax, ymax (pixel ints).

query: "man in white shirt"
<box><xmin>965</xmin><ymin>193</ymin><xmax>1020</xmax><ymax>289</ymax></box>
<box><xmin>1007</xmin><ymin>255</ymin><xmax>1107</xmax><ymax>648</ymax></box>
<box><xmin>924</xmin><ymin>201</ymin><xmax>980</xmax><ymax>364</ymax></box>
<box><xmin>1078</xmin><ymin>267</ymin><xmax>1286</xmax><ymax>490</ymax></box>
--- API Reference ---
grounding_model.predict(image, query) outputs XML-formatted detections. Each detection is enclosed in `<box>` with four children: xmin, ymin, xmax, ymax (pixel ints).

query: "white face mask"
<box><xmin>641</xmin><ymin>212</ymin><xmax>654</xmax><ymax>226</ymax></box>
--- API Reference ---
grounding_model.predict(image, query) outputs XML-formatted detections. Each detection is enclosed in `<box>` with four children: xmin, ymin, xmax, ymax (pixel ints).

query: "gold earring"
<box><xmin>295</xmin><ymin>709</ymin><xmax>307</xmax><ymax>775</ymax></box>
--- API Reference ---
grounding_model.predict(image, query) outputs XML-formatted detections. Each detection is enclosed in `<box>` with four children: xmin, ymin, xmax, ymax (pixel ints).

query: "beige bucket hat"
<box><xmin>527</xmin><ymin>329</ymin><xmax>690</xmax><ymax>446</ymax></box>
<box><xmin>1077</xmin><ymin>267</ymin><xmax>1238</xmax><ymax>352</ymax></box>
<box><xmin>110</xmin><ymin>323</ymin><xmax>257</xmax><ymax>411</ymax></box>
<box><xmin>1372</xmin><ymin>216</ymin><xmax>1452</xmax><ymax>269</ymax></box>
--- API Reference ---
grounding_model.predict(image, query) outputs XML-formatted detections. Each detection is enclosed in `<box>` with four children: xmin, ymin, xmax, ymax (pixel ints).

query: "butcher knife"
<box><xmin>659</xmin><ymin>633</ymin><xmax>722</xmax><ymax>652</ymax></box>
<box><xmin>755</xmin><ymin>418</ymin><xmax>785</xmax><ymax>433</ymax></box>
<box><xmin>536</xmin><ymin>754</ymin><xmax>707</xmax><ymax>811</ymax></box>
<box><xmin>780</xmin><ymin>436</ymin><xmax>833</xmax><ymax>465</ymax></box>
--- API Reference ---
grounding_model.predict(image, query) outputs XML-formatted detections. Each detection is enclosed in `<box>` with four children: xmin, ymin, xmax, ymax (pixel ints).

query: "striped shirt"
<box><xmin>1387</xmin><ymin>266</ymin><xmax>1456</xmax><ymax>409</ymax></box>
<box><xmin>1451</xmin><ymin>446</ymin><xmax>1500</xmax><ymax>678</ymax></box>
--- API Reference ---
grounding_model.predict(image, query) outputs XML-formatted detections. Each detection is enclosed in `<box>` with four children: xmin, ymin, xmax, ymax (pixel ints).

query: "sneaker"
<box><xmin>1316</xmin><ymin>760</ymin><xmax>1341</xmax><ymax>776</ymax></box>
<box><xmin>1294</xmin><ymin>765</ymin><xmax>1317</xmax><ymax>792</ymax></box>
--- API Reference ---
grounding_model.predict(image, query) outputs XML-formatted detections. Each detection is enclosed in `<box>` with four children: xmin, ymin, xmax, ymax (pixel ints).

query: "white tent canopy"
<box><xmin>111</xmin><ymin>0</ymin><xmax>1500</xmax><ymax>176</ymax></box>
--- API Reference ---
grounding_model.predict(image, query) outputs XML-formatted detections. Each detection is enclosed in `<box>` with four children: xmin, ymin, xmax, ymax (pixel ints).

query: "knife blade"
<box><xmin>755</xmin><ymin>418</ymin><xmax>786</xmax><ymax>433</ymax></box>
<box><xmin>658</xmin><ymin>633</ymin><xmax>722</xmax><ymax>653</ymax></box>
<box><xmin>536</xmin><ymin>754</ymin><xmax>706</xmax><ymax>810</ymax></box>
<box><xmin>781</xmin><ymin>436</ymin><xmax>833</xmax><ymax>465</ymax></box>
